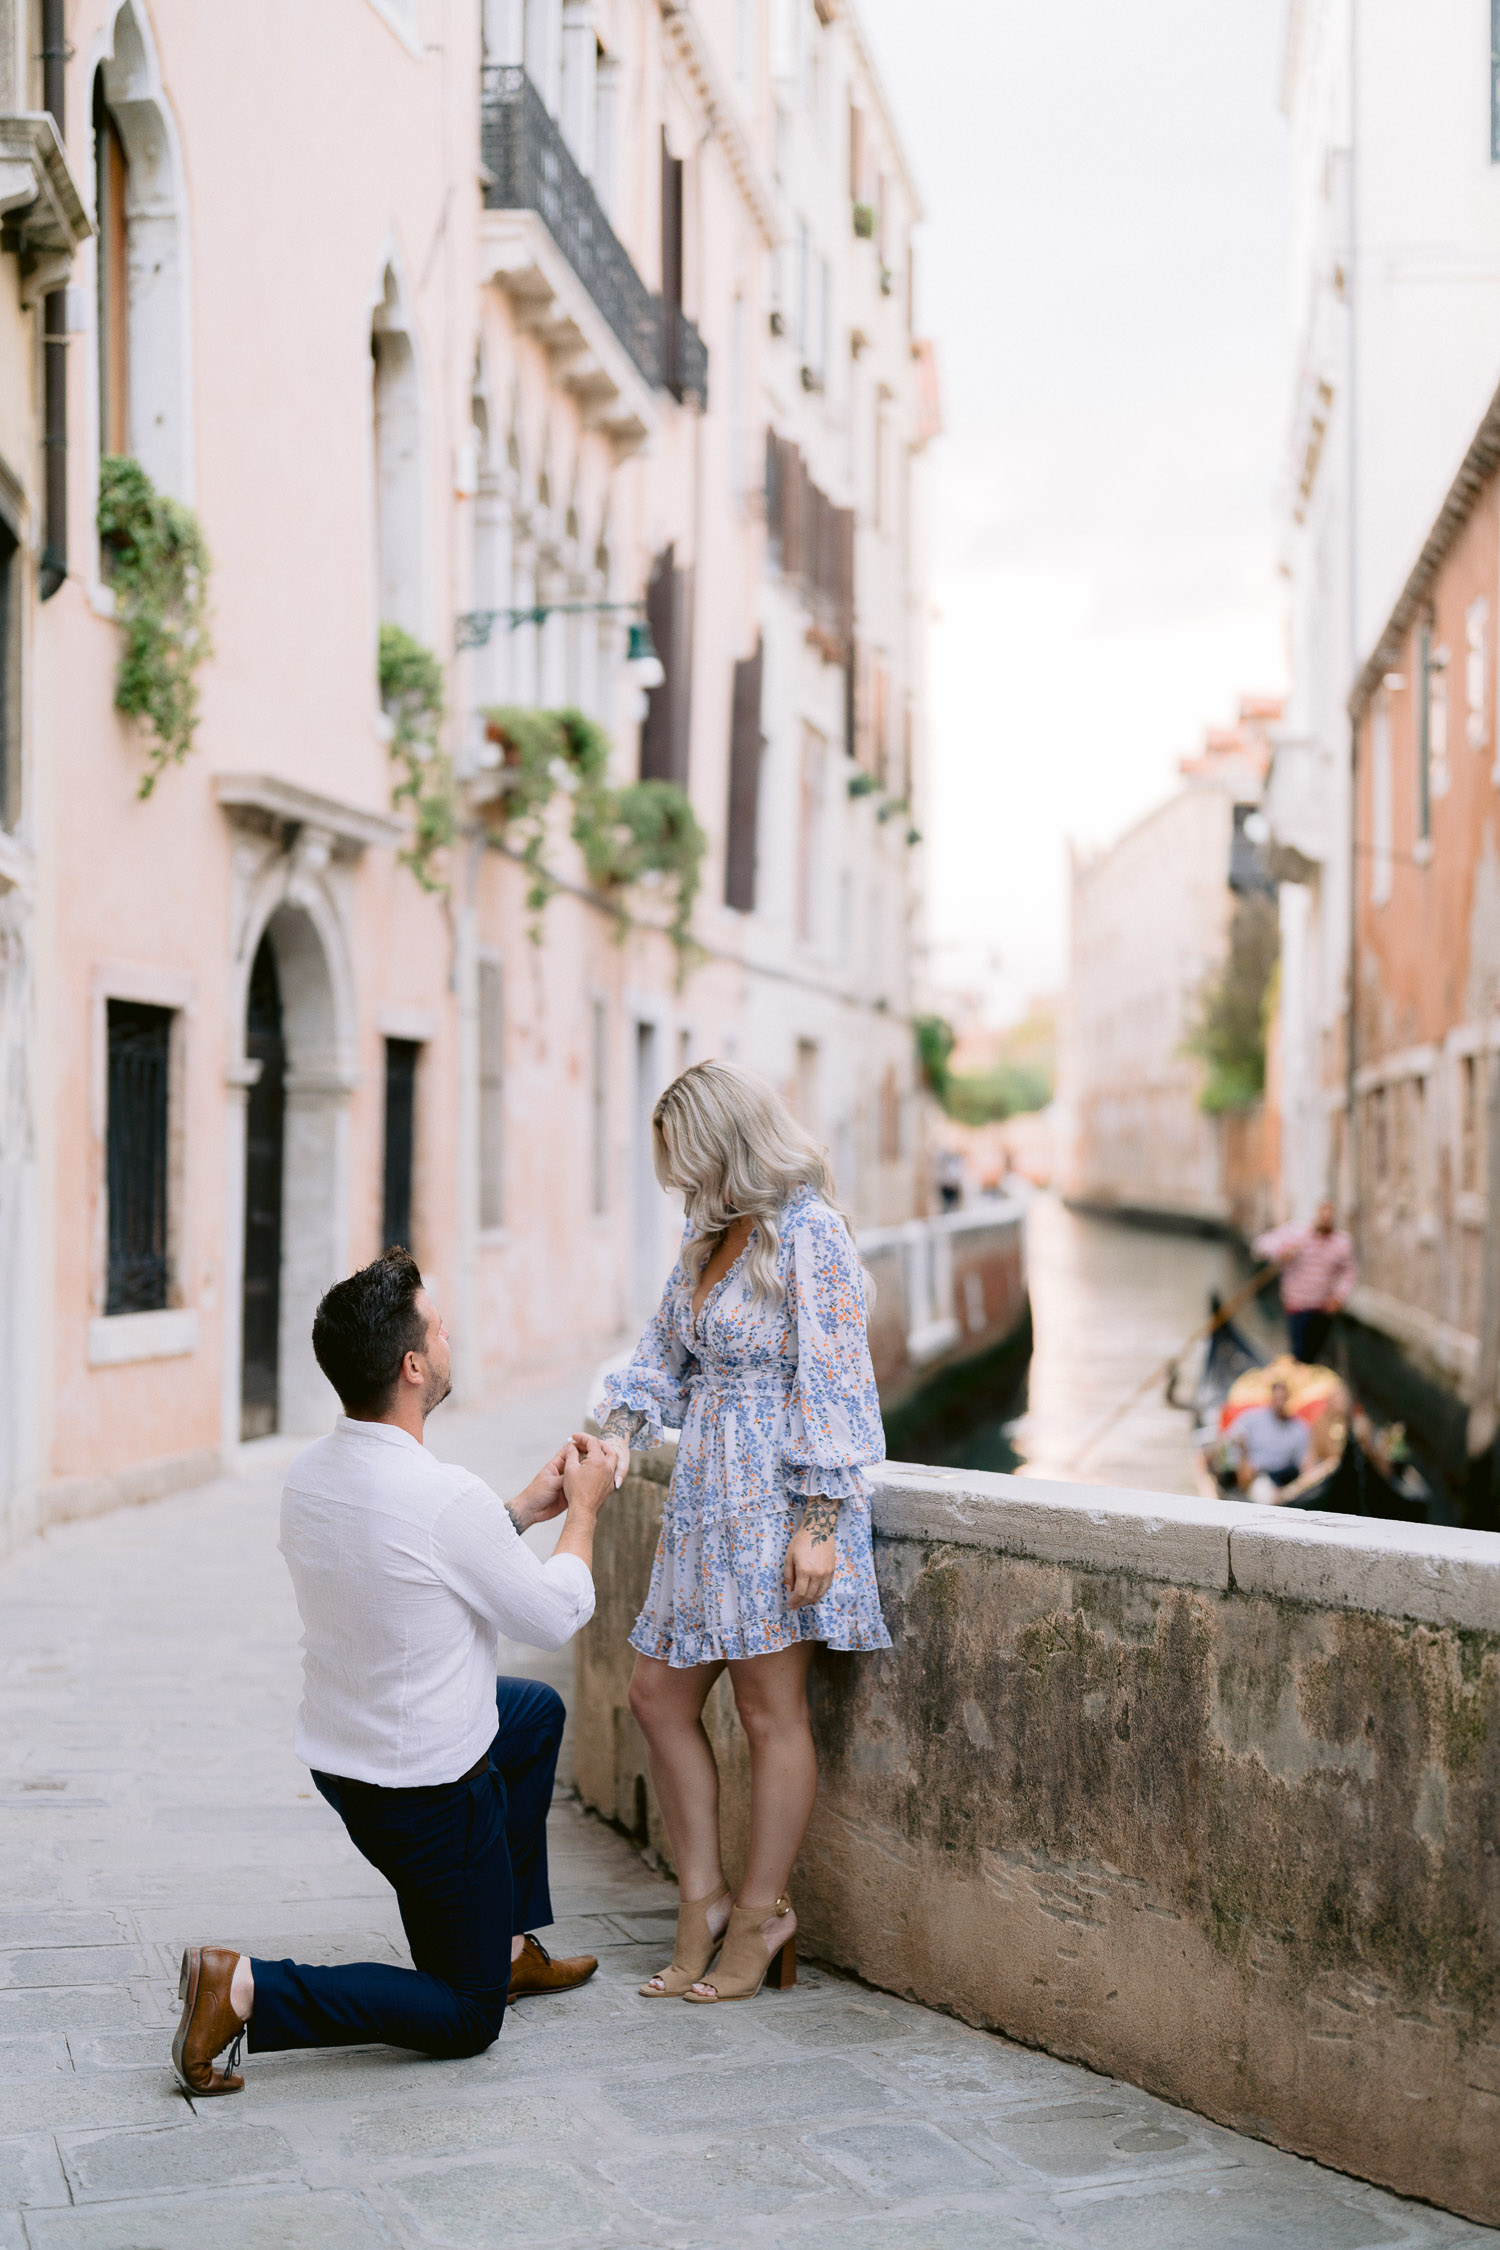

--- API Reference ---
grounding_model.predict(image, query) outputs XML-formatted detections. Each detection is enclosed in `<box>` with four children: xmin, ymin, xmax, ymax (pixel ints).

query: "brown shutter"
<box><xmin>661</xmin><ymin>130</ymin><xmax>685</xmax><ymax>396</ymax></box>
<box><xmin>640</xmin><ymin>545</ymin><xmax>693</xmax><ymax>789</ymax></box>
<box><xmin>725</xmin><ymin>636</ymin><xmax>765</xmax><ymax>912</ymax></box>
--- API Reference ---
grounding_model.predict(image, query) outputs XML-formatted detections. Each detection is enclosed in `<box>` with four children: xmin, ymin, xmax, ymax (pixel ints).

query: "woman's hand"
<box><xmin>597</xmin><ymin>1434</ymin><xmax>631</xmax><ymax>1490</ymax></box>
<box><xmin>783</xmin><ymin>1497</ymin><xmax>840</xmax><ymax>1609</ymax></box>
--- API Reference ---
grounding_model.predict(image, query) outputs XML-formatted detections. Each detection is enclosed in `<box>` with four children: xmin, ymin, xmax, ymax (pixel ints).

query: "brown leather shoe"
<box><xmin>171</xmin><ymin>1946</ymin><xmax>248</xmax><ymax>2095</ymax></box>
<box><xmin>507</xmin><ymin>1933</ymin><xmax>598</xmax><ymax>2000</ymax></box>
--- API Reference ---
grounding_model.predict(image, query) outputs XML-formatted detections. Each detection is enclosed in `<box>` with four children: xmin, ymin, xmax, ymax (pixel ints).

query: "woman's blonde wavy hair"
<box><xmin>652</xmin><ymin>1059</ymin><xmax>851</xmax><ymax>1302</ymax></box>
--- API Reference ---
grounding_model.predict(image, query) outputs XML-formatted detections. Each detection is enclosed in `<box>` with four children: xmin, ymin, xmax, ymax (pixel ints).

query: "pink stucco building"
<box><xmin>0</xmin><ymin>0</ymin><xmax>935</xmax><ymax>1548</ymax></box>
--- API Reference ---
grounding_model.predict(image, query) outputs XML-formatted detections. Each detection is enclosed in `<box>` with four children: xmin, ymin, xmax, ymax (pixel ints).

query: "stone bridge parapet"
<box><xmin>573</xmin><ymin>1450</ymin><xmax>1500</xmax><ymax>2227</ymax></box>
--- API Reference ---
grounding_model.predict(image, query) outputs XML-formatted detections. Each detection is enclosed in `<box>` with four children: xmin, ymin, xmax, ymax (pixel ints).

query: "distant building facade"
<box><xmin>1270</xmin><ymin>0</ymin><xmax>1500</xmax><ymax>1228</ymax></box>
<box><xmin>1346</xmin><ymin>379</ymin><xmax>1500</xmax><ymax>1520</ymax></box>
<box><xmin>0</xmin><ymin>0</ymin><xmax>91</xmax><ymax>1553</ymax></box>
<box><xmin>1062</xmin><ymin>703</ymin><xmax>1277</xmax><ymax>1231</ymax></box>
<box><xmin>3</xmin><ymin>0</ymin><xmax>935</xmax><ymax>1554</ymax></box>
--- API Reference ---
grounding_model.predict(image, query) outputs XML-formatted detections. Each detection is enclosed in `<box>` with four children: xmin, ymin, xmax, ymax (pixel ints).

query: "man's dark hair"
<box><xmin>312</xmin><ymin>1247</ymin><xmax>429</xmax><ymax>1413</ymax></box>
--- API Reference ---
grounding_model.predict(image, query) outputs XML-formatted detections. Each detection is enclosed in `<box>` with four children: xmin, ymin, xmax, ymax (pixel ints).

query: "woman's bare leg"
<box><xmin>687</xmin><ymin>1640</ymin><xmax>815</xmax><ymax>1992</ymax></box>
<box><xmin>627</xmin><ymin>1653</ymin><xmax>732</xmax><ymax>1984</ymax></box>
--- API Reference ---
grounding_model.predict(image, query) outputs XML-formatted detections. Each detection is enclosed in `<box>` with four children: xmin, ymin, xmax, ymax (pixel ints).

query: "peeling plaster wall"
<box><xmin>575</xmin><ymin>1452</ymin><xmax>1500</xmax><ymax>2225</ymax></box>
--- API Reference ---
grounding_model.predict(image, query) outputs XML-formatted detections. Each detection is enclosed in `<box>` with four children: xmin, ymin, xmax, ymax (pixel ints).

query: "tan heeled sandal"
<box><xmin>681</xmin><ymin>1895</ymin><xmax>796</xmax><ymax>2003</ymax></box>
<box><xmin>637</xmin><ymin>1880</ymin><xmax>732</xmax><ymax>1998</ymax></box>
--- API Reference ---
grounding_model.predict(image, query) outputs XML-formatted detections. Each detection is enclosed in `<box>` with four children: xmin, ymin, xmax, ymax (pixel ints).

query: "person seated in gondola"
<box><xmin>1229</xmin><ymin>1379</ymin><xmax>1310</xmax><ymax>1500</ymax></box>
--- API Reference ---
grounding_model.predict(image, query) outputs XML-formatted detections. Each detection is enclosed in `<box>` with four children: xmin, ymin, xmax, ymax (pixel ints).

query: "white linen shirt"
<box><xmin>279</xmin><ymin>1417</ymin><xmax>595</xmax><ymax>1787</ymax></box>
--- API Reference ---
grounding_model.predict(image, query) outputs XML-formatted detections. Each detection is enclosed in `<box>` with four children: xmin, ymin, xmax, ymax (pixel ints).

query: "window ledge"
<box><xmin>89</xmin><ymin>1308</ymin><xmax>199</xmax><ymax>1367</ymax></box>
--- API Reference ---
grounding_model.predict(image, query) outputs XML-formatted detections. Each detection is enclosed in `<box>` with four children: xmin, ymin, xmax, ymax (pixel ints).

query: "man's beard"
<box><xmin>422</xmin><ymin>1369</ymin><xmax>453</xmax><ymax>1417</ymax></box>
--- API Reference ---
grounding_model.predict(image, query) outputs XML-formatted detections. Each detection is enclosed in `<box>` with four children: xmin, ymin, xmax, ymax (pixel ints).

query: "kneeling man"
<box><xmin>172</xmin><ymin>1248</ymin><xmax>616</xmax><ymax>2094</ymax></box>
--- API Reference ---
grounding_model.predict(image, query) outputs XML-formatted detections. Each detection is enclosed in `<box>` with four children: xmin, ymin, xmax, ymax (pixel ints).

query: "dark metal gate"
<box><xmin>105</xmin><ymin>1000</ymin><xmax>171</xmax><ymax>1314</ymax></box>
<box><xmin>383</xmin><ymin>1038</ymin><xmax>418</xmax><ymax>1253</ymax></box>
<box><xmin>240</xmin><ymin>936</ymin><xmax>285</xmax><ymax>1439</ymax></box>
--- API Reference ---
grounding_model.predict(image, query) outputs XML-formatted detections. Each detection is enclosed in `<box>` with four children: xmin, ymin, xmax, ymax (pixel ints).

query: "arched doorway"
<box><xmin>237</xmin><ymin>898</ymin><xmax>346</xmax><ymax>1437</ymax></box>
<box><xmin>239</xmin><ymin>934</ymin><xmax>284</xmax><ymax>1439</ymax></box>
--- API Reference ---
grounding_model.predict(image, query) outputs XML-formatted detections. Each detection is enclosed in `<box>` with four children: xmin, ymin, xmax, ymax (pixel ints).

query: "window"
<box><xmin>794</xmin><ymin>1038</ymin><xmax>820</xmax><ymax>1132</ymax></box>
<box><xmin>724</xmin><ymin>636</ymin><xmax>765</xmax><ymax>911</ymax></box>
<box><xmin>94</xmin><ymin>73</ymin><xmax>130</xmax><ymax>460</ymax></box>
<box><xmin>590</xmin><ymin>997</ymin><xmax>608</xmax><ymax>1215</ymax></box>
<box><xmin>1430</xmin><ymin>625</ymin><xmax>1439</xmax><ymax>846</ymax></box>
<box><xmin>796</xmin><ymin>724</ymin><xmax>825</xmax><ymax>944</ymax></box>
<box><xmin>660</xmin><ymin>130</ymin><xmax>686</xmax><ymax>398</ymax></box>
<box><xmin>105</xmin><ymin>1000</ymin><xmax>172</xmax><ymax>1313</ymax></box>
<box><xmin>382</xmin><ymin>1038</ymin><xmax>420</xmax><ymax>1252</ymax></box>
<box><xmin>0</xmin><ymin>500</ymin><xmax>18</xmax><ymax>830</ymax></box>
<box><xmin>1468</xmin><ymin>598</ymin><xmax>1489</xmax><ymax>749</ymax></box>
<box><xmin>878</xmin><ymin>1064</ymin><xmax>901</xmax><ymax>1163</ymax></box>
<box><xmin>1461</xmin><ymin>1053</ymin><xmax>1484</xmax><ymax>1196</ymax></box>
<box><xmin>1370</xmin><ymin>696</ymin><xmax>1393</xmax><ymax>905</ymax></box>
<box><xmin>372</xmin><ymin>268</ymin><xmax>422</xmax><ymax>636</ymax></box>
<box><xmin>478</xmin><ymin>960</ymin><xmax>504</xmax><ymax>1230</ymax></box>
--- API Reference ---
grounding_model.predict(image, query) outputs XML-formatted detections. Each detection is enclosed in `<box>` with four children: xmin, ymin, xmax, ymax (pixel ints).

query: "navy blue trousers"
<box><xmin>248</xmin><ymin>1676</ymin><xmax>563</xmax><ymax>2060</ymax></box>
<box><xmin>1287</xmin><ymin>1308</ymin><xmax>1334</xmax><ymax>1365</ymax></box>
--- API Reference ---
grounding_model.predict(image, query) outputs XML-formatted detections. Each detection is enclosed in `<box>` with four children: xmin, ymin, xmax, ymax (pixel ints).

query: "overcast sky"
<box><xmin>856</xmin><ymin>0</ymin><xmax>1292</xmax><ymax>1024</ymax></box>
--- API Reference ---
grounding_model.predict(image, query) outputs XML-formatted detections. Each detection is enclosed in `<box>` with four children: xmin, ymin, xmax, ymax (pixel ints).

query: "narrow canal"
<box><xmin>919</xmin><ymin>1191</ymin><xmax>1280</xmax><ymax>1498</ymax></box>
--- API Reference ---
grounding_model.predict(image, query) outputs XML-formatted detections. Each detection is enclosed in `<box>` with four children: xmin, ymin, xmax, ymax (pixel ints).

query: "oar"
<box><xmin>1062</xmin><ymin>1263</ymin><xmax>1281</xmax><ymax>1475</ymax></box>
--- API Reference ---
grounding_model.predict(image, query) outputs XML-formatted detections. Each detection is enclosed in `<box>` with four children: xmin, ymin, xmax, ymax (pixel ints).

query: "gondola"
<box><xmin>1179</xmin><ymin>1293</ymin><xmax>1432</xmax><ymax>1523</ymax></box>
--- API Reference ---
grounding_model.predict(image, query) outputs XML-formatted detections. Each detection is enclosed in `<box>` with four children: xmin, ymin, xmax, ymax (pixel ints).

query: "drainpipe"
<box><xmin>38</xmin><ymin>0</ymin><xmax>68</xmax><ymax>601</ymax></box>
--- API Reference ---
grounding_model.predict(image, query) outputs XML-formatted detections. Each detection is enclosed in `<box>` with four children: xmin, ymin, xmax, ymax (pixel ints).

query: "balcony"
<box><xmin>479</xmin><ymin>68</ymin><xmax>707</xmax><ymax>447</ymax></box>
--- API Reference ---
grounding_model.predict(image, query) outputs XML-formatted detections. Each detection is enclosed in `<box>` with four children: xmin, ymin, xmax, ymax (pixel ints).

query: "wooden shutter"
<box><xmin>640</xmin><ymin>545</ymin><xmax>693</xmax><ymax>788</ymax></box>
<box><xmin>724</xmin><ymin>636</ymin><xmax>765</xmax><ymax>912</ymax></box>
<box><xmin>661</xmin><ymin>130</ymin><xmax>685</xmax><ymax>395</ymax></box>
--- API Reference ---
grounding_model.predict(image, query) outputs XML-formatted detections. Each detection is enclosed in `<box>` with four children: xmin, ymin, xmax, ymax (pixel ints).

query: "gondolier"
<box><xmin>1253</xmin><ymin>1200</ymin><xmax>1356</xmax><ymax>1364</ymax></box>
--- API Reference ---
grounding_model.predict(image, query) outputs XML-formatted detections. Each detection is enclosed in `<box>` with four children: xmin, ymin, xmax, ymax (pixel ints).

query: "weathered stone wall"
<box><xmin>573</xmin><ymin>1449</ymin><xmax>1500</xmax><ymax>2225</ymax></box>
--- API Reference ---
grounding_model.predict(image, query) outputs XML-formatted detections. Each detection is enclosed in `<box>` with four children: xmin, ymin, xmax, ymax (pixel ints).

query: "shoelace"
<box><xmin>522</xmin><ymin>1934</ymin><xmax>552</xmax><ymax>1966</ymax></box>
<box><xmin>222</xmin><ymin>2028</ymin><xmax>245</xmax><ymax>2076</ymax></box>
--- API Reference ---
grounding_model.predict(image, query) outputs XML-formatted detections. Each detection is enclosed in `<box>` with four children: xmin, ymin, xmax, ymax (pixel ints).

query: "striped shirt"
<box><xmin>1252</xmin><ymin>1223</ymin><xmax>1357</xmax><ymax>1315</ymax></box>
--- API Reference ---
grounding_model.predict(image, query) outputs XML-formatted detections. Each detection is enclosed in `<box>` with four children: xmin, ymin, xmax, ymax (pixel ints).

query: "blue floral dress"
<box><xmin>598</xmin><ymin>1187</ymin><xmax>892</xmax><ymax>1666</ymax></box>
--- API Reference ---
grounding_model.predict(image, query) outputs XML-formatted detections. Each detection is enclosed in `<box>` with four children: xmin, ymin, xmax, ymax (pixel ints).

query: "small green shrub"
<box><xmin>378</xmin><ymin>624</ymin><xmax>454</xmax><ymax>895</ymax></box>
<box><xmin>97</xmin><ymin>456</ymin><xmax>212</xmax><ymax>798</ymax></box>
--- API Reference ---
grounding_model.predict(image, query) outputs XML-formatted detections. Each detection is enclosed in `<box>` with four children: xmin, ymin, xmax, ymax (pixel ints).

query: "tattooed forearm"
<box><xmin>601</xmin><ymin>1407</ymin><xmax>650</xmax><ymax>1448</ymax></box>
<box><xmin>505</xmin><ymin>1503</ymin><xmax>524</xmax><ymax>1535</ymax></box>
<box><xmin>801</xmin><ymin>1496</ymin><xmax>841</xmax><ymax>1546</ymax></box>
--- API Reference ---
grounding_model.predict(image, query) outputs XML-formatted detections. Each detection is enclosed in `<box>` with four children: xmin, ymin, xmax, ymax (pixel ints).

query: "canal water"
<box><xmin>926</xmin><ymin>1191</ymin><xmax>1281</xmax><ymax>1498</ymax></box>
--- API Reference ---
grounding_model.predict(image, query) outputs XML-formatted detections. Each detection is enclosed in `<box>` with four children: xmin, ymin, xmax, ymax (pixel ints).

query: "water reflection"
<box><xmin>920</xmin><ymin>1192</ymin><xmax>1280</xmax><ymax>1498</ymax></box>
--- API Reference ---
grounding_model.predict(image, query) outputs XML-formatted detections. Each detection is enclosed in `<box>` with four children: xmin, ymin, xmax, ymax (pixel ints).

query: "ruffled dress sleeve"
<box><xmin>595</xmin><ymin>1253</ymin><xmax>697</xmax><ymax>1447</ymax></box>
<box><xmin>781</xmin><ymin>1199</ymin><xmax>886</xmax><ymax>1500</ymax></box>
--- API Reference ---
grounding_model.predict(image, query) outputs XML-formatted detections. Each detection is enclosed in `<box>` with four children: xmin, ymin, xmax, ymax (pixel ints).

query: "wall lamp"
<box><xmin>456</xmin><ymin>599</ymin><xmax>666</xmax><ymax>689</ymax></box>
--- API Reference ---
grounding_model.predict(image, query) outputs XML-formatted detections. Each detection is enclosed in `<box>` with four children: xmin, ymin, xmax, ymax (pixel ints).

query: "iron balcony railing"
<box><xmin>480</xmin><ymin>66</ymin><xmax>707</xmax><ymax>406</ymax></box>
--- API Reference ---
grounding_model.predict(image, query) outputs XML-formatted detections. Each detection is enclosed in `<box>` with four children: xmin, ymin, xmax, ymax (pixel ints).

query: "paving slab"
<box><xmin>1</xmin><ymin>1372</ymin><xmax>1494</xmax><ymax>2250</ymax></box>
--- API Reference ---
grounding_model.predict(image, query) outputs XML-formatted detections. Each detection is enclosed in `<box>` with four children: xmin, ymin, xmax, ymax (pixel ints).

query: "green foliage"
<box><xmin>847</xmin><ymin>769</ymin><xmax>879</xmax><ymax>799</ymax></box>
<box><xmin>914</xmin><ymin>1005</ymin><xmax>1055</xmax><ymax>1124</ymax></box>
<box><xmin>97</xmin><ymin>456</ymin><xmax>212</xmax><ymax>798</ymax></box>
<box><xmin>481</xmin><ymin>705</ymin><xmax>705</xmax><ymax>961</ymax></box>
<box><xmin>914</xmin><ymin>1015</ymin><xmax>956</xmax><ymax>1099</ymax></box>
<box><xmin>378</xmin><ymin>624</ymin><xmax>455</xmax><ymax>894</ymax></box>
<box><xmin>1186</xmin><ymin>890</ymin><xmax>1280</xmax><ymax>1114</ymax></box>
<box><xmin>852</xmin><ymin>202</ymin><xmax>876</xmax><ymax>239</ymax></box>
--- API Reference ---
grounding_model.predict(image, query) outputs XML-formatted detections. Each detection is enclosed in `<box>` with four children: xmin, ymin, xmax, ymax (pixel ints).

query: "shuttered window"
<box><xmin>478</xmin><ymin>960</ymin><xmax>504</xmax><ymax>1231</ymax></box>
<box><xmin>640</xmin><ymin>543</ymin><xmax>693</xmax><ymax>786</ymax></box>
<box><xmin>590</xmin><ymin>997</ymin><xmax>608</xmax><ymax>1215</ymax></box>
<box><xmin>94</xmin><ymin>77</ymin><xmax>130</xmax><ymax>459</ymax></box>
<box><xmin>106</xmin><ymin>1001</ymin><xmax>172</xmax><ymax>1314</ymax></box>
<box><xmin>725</xmin><ymin>636</ymin><xmax>765</xmax><ymax>912</ymax></box>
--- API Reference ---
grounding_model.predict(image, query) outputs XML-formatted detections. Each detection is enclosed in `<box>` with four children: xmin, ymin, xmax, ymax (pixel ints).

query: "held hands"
<box><xmin>598</xmin><ymin>1434</ymin><xmax>631</xmax><ymax>1489</ymax></box>
<box><xmin>563</xmin><ymin>1432</ymin><xmax>618</xmax><ymax>1514</ymax></box>
<box><xmin>783</xmin><ymin>1496</ymin><xmax>840</xmax><ymax>1610</ymax></box>
<box><xmin>508</xmin><ymin>1448</ymin><xmax>570</xmax><ymax>1533</ymax></box>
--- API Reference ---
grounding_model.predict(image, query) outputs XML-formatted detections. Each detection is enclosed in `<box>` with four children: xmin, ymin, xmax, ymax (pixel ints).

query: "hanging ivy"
<box><xmin>97</xmin><ymin>456</ymin><xmax>212</xmax><ymax>799</ymax></box>
<box><xmin>481</xmin><ymin>703</ymin><xmax>705</xmax><ymax>960</ymax></box>
<box><xmin>379</xmin><ymin>624</ymin><xmax>457</xmax><ymax>895</ymax></box>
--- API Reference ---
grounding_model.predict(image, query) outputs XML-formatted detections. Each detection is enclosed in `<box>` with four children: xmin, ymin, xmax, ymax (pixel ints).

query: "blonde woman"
<box><xmin>596</xmin><ymin>1060</ymin><xmax>889</xmax><ymax>2004</ymax></box>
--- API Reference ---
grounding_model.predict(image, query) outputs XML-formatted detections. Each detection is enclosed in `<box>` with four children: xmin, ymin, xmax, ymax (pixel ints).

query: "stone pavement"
<box><xmin>2</xmin><ymin>1373</ymin><xmax>1496</xmax><ymax>2250</ymax></box>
